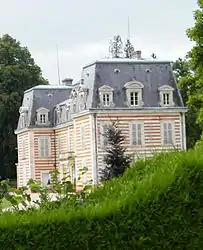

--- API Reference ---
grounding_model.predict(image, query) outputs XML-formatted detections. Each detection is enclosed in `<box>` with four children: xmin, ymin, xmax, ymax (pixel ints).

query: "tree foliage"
<box><xmin>100</xmin><ymin>123</ymin><xmax>131</xmax><ymax>181</ymax></box>
<box><xmin>0</xmin><ymin>34</ymin><xmax>48</xmax><ymax>179</ymax></box>
<box><xmin>124</xmin><ymin>39</ymin><xmax>135</xmax><ymax>58</ymax></box>
<box><xmin>172</xmin><ymin>1</ymin><xmax>203</xmax><ymax>148</ymax></box>
<box><xmin>109</xmin><ymin>35</ymin><xmax>123</xmax><ymax>58</ymax></box>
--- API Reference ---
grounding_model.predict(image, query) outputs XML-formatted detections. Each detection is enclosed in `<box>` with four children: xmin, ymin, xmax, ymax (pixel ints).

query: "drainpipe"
<box><xmin>181</xmin><ymin>112</ymin><xmax>187</xmax><ymax>151</ymax></box>
<box><xmin>53</xmin><ymin>109</ymin><xmax>57</xmax><ymax>169</ymax></box>
<box><xmin>53</xmin><ymin>129</ymin><xmax>57</xmax><ymax>169</ymax></box>
<box><xmin>91</xmin><ymin>113</ymin><xmax>98</xmax><ymax>187</ymax></box>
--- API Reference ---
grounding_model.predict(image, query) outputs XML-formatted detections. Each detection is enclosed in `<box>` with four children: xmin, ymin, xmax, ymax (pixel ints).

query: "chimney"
<box><xmin>62</xmin><ymin>78</ymin><xmax>73</xmax><ymax>86</ymax></box>
<box><xmin>135</xmin><ymin>50</ymin><xmax>142</xmax><ymax>59</ymax></box>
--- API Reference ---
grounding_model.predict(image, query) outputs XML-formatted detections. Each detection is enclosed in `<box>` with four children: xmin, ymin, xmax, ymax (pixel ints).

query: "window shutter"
<box><xmin>132</xmin><ymin>123</ymin><xmax>142</xmax><ymax>145</ymax></box>
<box><xmin>137</xmin><ymin>124</ymin><xmax>142</xmax><ymax>145</ymax></box>
<box><xmin>163</xmin><ymin>123</ymin><xmax>168</xmax><ymax>144</ymax></box>
<box><xmin>45</xmin><ymin>137</ymin><xmax>49</xmax><ymax>157</ymax></box>
<box><xmin>132</xmin><ymin>124</ymin><xmax>137</xmax><ymax>145</ymax></box>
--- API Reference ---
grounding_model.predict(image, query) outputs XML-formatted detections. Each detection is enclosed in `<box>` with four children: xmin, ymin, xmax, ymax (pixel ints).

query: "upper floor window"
<box><xmin>161</xmin><ymin>121</ymin><xmax>174</xmax><ymax>145</ymax></box>
<box><xmin>99</xmin><ymin>85</ymin><xmax>114</xmax><ymax>107</ymax></box>
<box><xmin>158</xmin><ymin>85</ymin><xmax>174</xmax><ymax>107</ymax></box>
<box><xmin>130</xmin><ymin>92</ymin><xmax>138</xmax><ymax>106</ymax></box>
<box><xmin>124</xmin><ymin>81</ymin><xmax>144</xmax><ymax>107</ymax></box>
<box><xmin>36</xmin><ymin>107</ymin><xmax>49</xmax><ymax>125</ymax></box>
<box><xmin>38</xmin><ymin>136</ymin><xmax>50</xmax><ymax>158</ymax></box>
<box><xmin>40</xmin><ymin>114</ymin><xmax>46</xmax><ymax>124</ymax></box>
<box><xmin>131</xmin><ymin>123</ymin><xmax>144</xmax><ymax>146</ymax></box>
<box><xmin>103</xmin><ymin>93</ymin><xmax>110</xmax><ymax>106</ymax></box>
<box><xmin>80</xmin><ymin>126</ymin><xmax>85</xmax><ymax>148</ymax></box>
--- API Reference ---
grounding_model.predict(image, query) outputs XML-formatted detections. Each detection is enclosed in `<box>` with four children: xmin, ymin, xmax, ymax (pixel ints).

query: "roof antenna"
<box><xmin>56</xmin><ymin>44</ymin><xmax>61</xmax><ymax>85</ymax></box>
<box><xmin>127</xmin><ymin>16</ymin><xmax>131</xmax><ymax>40</ymax></box>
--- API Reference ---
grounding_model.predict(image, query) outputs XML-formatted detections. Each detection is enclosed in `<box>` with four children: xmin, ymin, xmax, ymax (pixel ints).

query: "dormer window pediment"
<box><xmin>99</xmin><ymin>85</ymin><xmax>114</xmax><ymax>107</ymax></box>
<box><xmin>124</xmin><ymin>81</ymin><xmax>144</xmax><ymax>107</ymax></box>
<box><xmin>158</xmin><ymin>85</ymin><xmax>174</xmax><ymax>107</ymax></box>
<box><xmin>124</xmin><ymin>81</ymin><xmax>144</xmax><ymax>90</ymax></box>
<box><xmin>36</xmin><ymin>107</ymin><xmax>50</xmax><ymax>125</ymax></box>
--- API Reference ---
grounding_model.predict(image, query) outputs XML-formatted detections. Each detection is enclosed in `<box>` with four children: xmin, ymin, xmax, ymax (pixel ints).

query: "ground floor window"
<box><xmin>41</xmin><ymin>171</ymin><xmax>50</xmax><ymax>185</ymax></box>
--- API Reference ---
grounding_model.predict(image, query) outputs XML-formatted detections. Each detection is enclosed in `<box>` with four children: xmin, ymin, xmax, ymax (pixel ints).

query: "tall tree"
<box><xmin>109</xmin><ymin>35</ymin><xmax>123</xmax><ymax>58</ymax></box>
<box><xmin>0</xmin><ymin>34</ymin><xmax>48</xmax><ymax>179</ymax></box>
<box><xmin>124</xmin><ymin>39</ymin><xmax>135</xmax><ymax>58</ymax></box>
<box><xmin>100</xmin><ymin>123</ymin><xmax>131</xmax><ymax>182</ymax></box>
<box><xmin>173</xmin><ymin>58</ymin><xmax>201</xmax><ymax>148</ymax></box>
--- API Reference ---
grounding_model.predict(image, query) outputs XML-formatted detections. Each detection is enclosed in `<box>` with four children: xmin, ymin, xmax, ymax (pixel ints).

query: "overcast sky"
<box><xmin>0</xmin><ymin>0</ymin><xmax>198</xmax><ymax>84</ymax></box>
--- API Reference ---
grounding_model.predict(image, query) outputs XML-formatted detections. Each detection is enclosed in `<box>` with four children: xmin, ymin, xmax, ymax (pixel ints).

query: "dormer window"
<box><xmin>36</xmin><ymin>107</ymin><xmax>49</xmax><ymax>125</ymax></box>
<box><xmin>163</xmin><ymin>93</ymin><xmax>169</xmax><ymax>105</ymax></box>
<box><xmin>158</xmin><ymin>85</ymin><xmax>174</xmax><ymax>107</ymax></box>
<box><xmin>124</xmin><ymin>81</ymin><xmax>144</xmax><ymax>107</ymax></box>
<box><xmin>99</xmin><ymin>85</ymin><xmax>114</xmax><ymax>107</ymax></box>
<box><xmin>103</xmin><ymin>93</ymin><xmax>110</xmax><ymax>106</ymax></box>
<box><xmin>130</xmin><ymin>92</ymin><xmax>138</xmax><ymax>106</ymax></box>
<box><xmin>40</xmin><ymin>114</ymin><xmax>46</xmax><ymax>124</ymax></box>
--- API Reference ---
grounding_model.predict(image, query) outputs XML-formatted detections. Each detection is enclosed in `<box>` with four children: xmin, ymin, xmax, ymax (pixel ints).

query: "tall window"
<box><xmin>39</xmin><ymin>136</ymin><xmax>50</xmax><ymax>158</ymax></box>
<box><xmin>163</xmin><ymin>121</ymin><xmax>173</xmax><ymax>145</ymax></box>
<box><xmin>130</xmin><ymin>92</ymin><xmax>138</xmax><ymax>106</ymax></box>
<box><xmin>58</xmin><ymin>136</ymin><xmax>62</xmax><ymax>154</ymax></box>
<box><xmin>80</xmin><ymin>126</ymin><xmax>85</xmax><ymax>148</ymax></box>
<box><xmin>41</xmin><ymin>171</ymin><xmax>50</xmax><ymax>185</ymax></box>
<box><xmin>131</xmin><ymin>123</ymin><xmax>143</xmax><ymax>145</ymax></box>
<box><xmin>103</xmin><ymin>93</ymin><xmax>110</xmax><ymax>106</ymax></box>
<box><xmin>102</xmin><ymin>124</ymin><xmax>109</xmax><ymax>146</ymax></box>
<box><xmin>163</xmin><ymin>93</ymin><xmax>170</xmax><ymax>105</ymax></box>
<box><xmin>22</xmin><ymin>138</ymin><xmax>26</xmax><ymax>159</ymax></box>
<box><xmin>40</xmin><ymin>114</ymin><xmax>46</xmax><ymax>124</ymax></box>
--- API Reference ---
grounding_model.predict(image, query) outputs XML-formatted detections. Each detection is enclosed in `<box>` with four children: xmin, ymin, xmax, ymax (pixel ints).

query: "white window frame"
<box><xmin>158</xmin><ymin>85</ymin><xmax>174</xmax><ymax>107</ymax></box>
<box><xmin>161</xmin><ymin>120</ymin><xmax>175</xmax><ymax>146</ymax></box>
<box><xmin>36</xmin><ymin>107</ymin><xmax>49</xmax><ymax>125</ymax></box>
<box><xmin>99</xmin><ymin>85</ymin><xmax>114</xmax><ymax>107</ymax></box>
<box><xmin>130</xmin><ymin>122</ymin><xmax>144</xmax><ymax>146</ymax></box>
<box><xmin>38</xmin><ymin>136</ymin><xmax>50</xmax><ymax>158</ymax></box>
<box><xmin>124</xmin><ymin>81</ymin><xmax>144</xmax><ymax>107</ymax></box>
<box><xmin>40</xmin><ymin>171</ymin><xmax>51</xmax><ymax>186</ymax></box>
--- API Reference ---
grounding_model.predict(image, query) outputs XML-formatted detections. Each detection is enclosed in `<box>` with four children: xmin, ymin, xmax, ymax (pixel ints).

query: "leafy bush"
<box><xmin>0</xmin><ymin>148</ymin><xmax>203</xmax><ymax>249</ymax></box>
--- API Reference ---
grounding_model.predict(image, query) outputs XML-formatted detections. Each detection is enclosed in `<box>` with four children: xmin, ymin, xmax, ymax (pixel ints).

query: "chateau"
<box><xmin>15</xmin><ymin>54</ymin><xmax>187</xmax><ymax>188</ymax></box>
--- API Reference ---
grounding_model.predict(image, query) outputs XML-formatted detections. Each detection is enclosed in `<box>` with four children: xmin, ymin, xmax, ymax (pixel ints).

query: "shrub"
<box><xmin>0</xmin><ymin>148</ymin><xmax>203</xmax><ymax>249</ymax></box>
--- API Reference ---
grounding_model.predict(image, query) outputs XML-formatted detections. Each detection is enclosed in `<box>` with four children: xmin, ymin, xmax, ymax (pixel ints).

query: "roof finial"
<box><xmin>127</xmin><ymin>16</ymin><xmax>131</xmax><ymax>40</ymax></box>
<box><xmin>56</xmin><ymin>44</ymin><xmax>61</xmax><ymax>85</ymax></box>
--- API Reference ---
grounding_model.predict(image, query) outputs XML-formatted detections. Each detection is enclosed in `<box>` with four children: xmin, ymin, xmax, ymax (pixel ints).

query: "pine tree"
<box><xmin>151</xmin><ymin>53</ymin><xmax>157</xmax><ymax>59</ymax></box>
<box><xmin>109</xmin><ymin>35</ymin><xmax>123</xmax><ymax>58</ymax></box>
<box><xmin>100</xmin><ymin>123</ymin><xmax>131</xmax><ymax>182</ymax></box>
<box><xmin>124</xmin><ymin>39</ymin><xmax>135</xmax><ymax>58</ymax></box>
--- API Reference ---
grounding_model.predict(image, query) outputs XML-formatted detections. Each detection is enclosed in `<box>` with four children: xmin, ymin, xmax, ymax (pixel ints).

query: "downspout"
<box><xmin>53</xmin><ymin>129</ymin><xmax>57</xmax><ymax>169</ymax></box>
<box><xmin>181</xmin><ymin>112</ymin><xmax>187</xmax><ymax>151</ymax></box>
<box><xmin>92</xmin><ymin>113</ymin><xmax>98</xmax><ymax>187</ymax></box>
<box><xmin>53</xmin><ymin>109</ymin><xmax>57</xmax><ymax>169</ymax></box>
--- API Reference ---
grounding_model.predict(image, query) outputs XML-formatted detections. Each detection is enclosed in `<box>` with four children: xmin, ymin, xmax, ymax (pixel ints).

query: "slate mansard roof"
<box><xmin>16</xmin><ymin>58</ymin><xmax>185</xmax><ymax>131</ymax></box>
<box><xmin>82</xmin><ymin>59</ymin><xmax>184</xmax><ymax>109</ymax></box>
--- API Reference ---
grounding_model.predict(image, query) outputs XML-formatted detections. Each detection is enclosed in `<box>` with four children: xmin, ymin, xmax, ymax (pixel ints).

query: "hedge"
<box><xmin>0</xmin><ymin>148</ymin><xmax>203</xmax><ymax>249</ymax></box>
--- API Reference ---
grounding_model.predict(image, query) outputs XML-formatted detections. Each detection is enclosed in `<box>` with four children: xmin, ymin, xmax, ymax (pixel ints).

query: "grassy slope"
<box><xmin>0</xmin><ymin>148</ymin><xmax>203</xmax><ymax>249</ymax></box>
